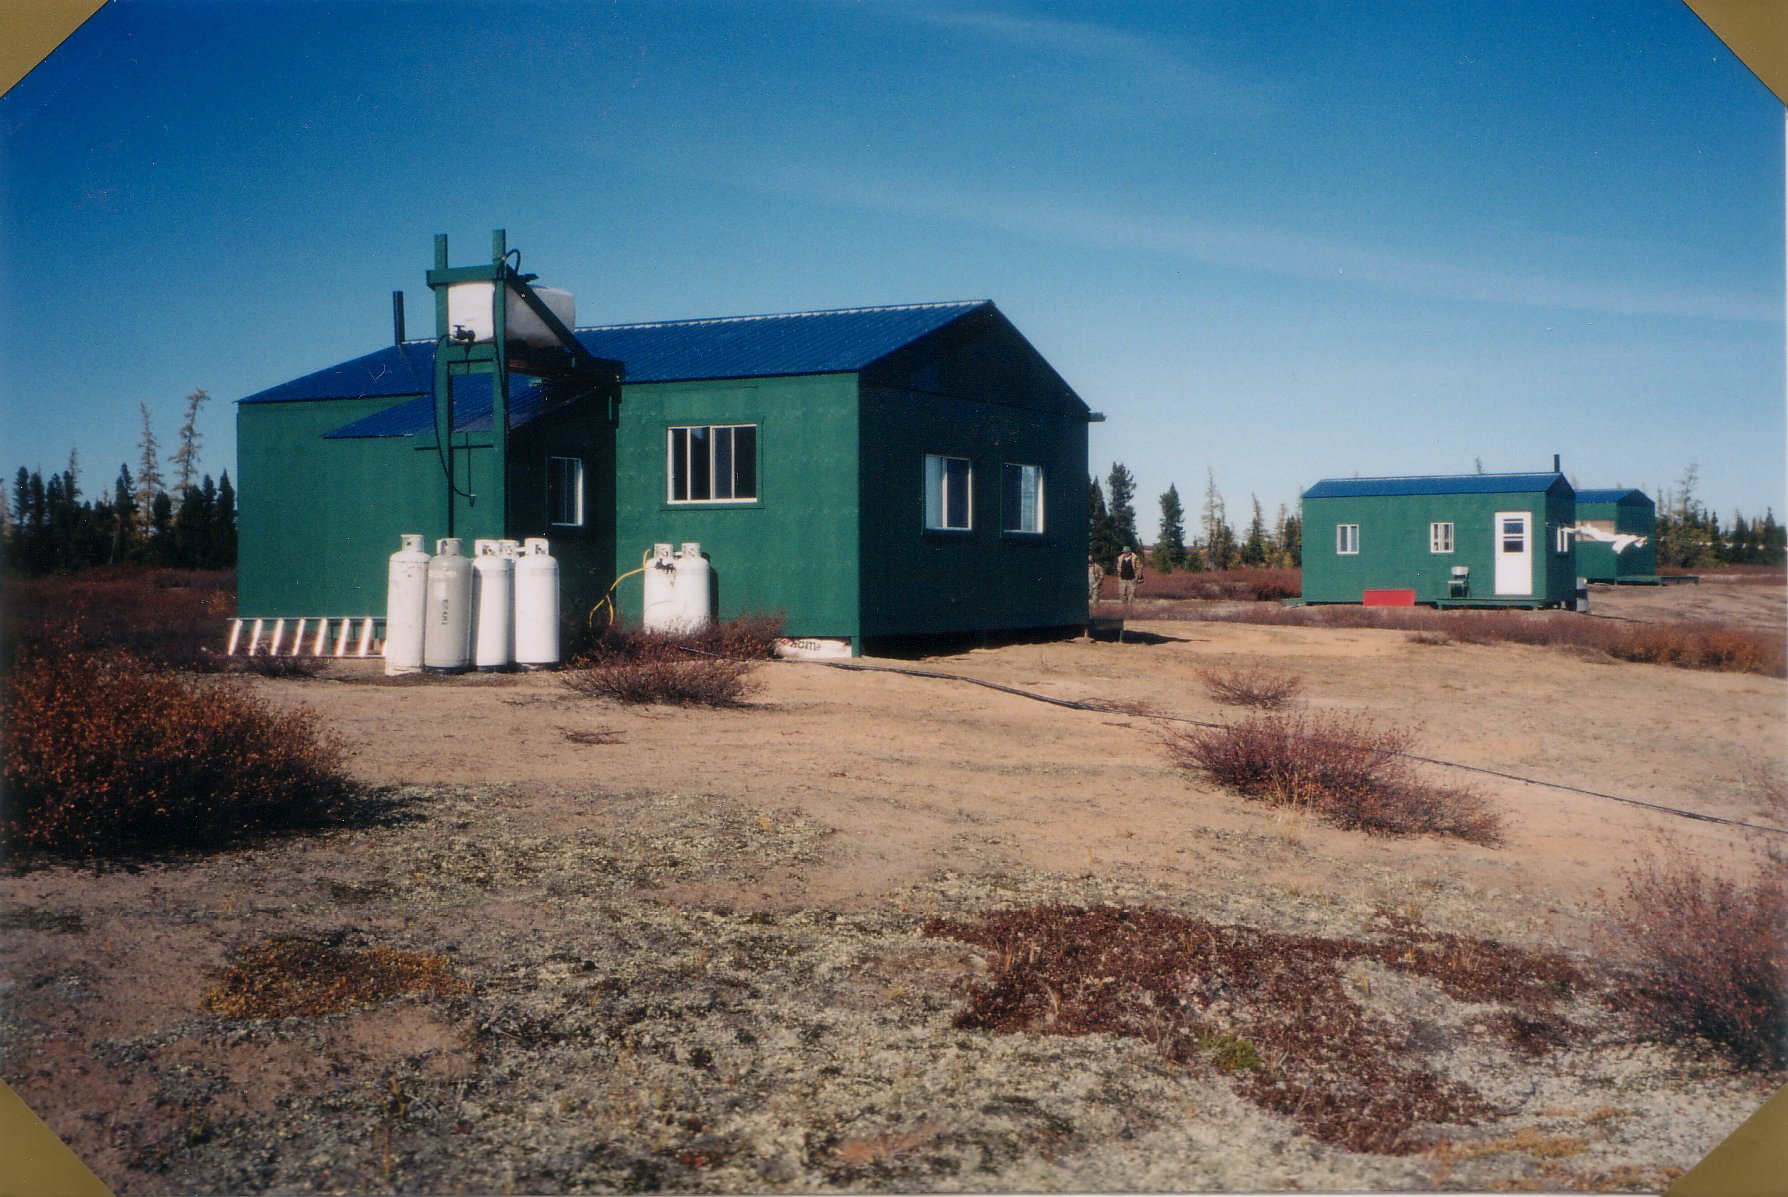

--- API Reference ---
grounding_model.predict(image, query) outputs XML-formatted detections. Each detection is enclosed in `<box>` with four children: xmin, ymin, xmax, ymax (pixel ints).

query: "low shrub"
<box><xmin>202</xmin><ymin>934</ymin><xmax>467</xmax><ymax>1019</ymax></box>
<box><xmin>562</xmin><ymin>614</ymin><xmax>783</xmax><ymax>707</ymax></box>
<box><xmin>1604</xmin><ymin>853</ymin><xmax>1786</xmax><ymax>1070</ymax></box>
<box><xmin>923</xmin><ymin>904</ymin><xmax>1584</xmax><ymax>1154</ymax></box>
<box><xmin>1198</xmin><ymin>664</ymin><xmax>1303</xmax><ymax>710</ymax></box>
<box><xmin>1140</xmin><ymin>568</ymin><xmax>1301</xmax><ymax>603</ymax></box>
<box><xmin>1</xmin><ymin>633</ymin><xmax>352</xmax><ymax>855</ymax></box>
<box><xmin>1163</xmin><ymin>713</ymin><xmax>1501</xmax><ymax>844</ymax></box>
<box><xmin>1156</xmin><ymin>603</ymin><xmax>1785</xmax><ymax>677</ymax></box>
<box><xmin>2</xmin><ymin>568</ymin><xmax>235</xmax><ymax>671</ymax></box>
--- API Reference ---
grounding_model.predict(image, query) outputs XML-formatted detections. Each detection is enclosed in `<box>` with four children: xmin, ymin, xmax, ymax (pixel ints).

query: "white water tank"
<box><xmin>642</xmin><ymin>542</ymin><xmax>679</xmax><ymax>632</ymax></box>
<box><xmin>384</xmin><ymin>533</ymin><xmax>430</xmax><ymax>676</ymax></box>
<box><xmin>445</xmin><ymin>283</ymin><xmax>575</xmax><ymax>349</ymax></box>
<box><xmin>423</xmin><ymin>537</ymin><xmax>474</xmax><ymax>673</ymax></box>
<box><xmin>472</xmin><ymin>539</ymin><xmax>515</xmax><ymax>672</ymax></box>
<box><xmin>673</xmin><ymin>543</ymin><xmax>714</xmax><ymax>633</ymax></box>
<box><xmin>514</xmin><ymin>537</ymin><xmax>560</xmax><ymax>669</ymax></box>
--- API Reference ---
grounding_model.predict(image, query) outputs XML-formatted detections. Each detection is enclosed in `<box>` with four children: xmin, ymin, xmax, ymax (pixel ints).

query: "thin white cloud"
<box><xmin>738</xmin><ymin>164</ymin><xmax>1775</xmax><ymax>323</ymax></box>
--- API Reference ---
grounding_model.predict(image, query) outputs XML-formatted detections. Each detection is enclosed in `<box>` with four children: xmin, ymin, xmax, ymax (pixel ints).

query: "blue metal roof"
<box><xmin>1574</xmin><ymin>488</ymin><xmax>1652</xmax><ymax>505</ymax></box>
<box><xmin>244</xmin><ymin>300</ymin><xmax>992</xmax><ymax>404</ymax></box>
<box><xmin>1302</xmin><ymin>473</ymin><xmax>1571</xmax><ymax>499</ymax></box>
<box><xmin>324</xmin><ymin>376</ymin><xmax>581</xmax><ymax>439</ymax></box>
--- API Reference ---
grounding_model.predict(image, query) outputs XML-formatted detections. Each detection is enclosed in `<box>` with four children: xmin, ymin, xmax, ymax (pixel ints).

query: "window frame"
<box><xmin>1001</xmin><ymin>462</ymin><xmax>1045</xmax><ymax>535</ymax></box>
<box><xmin>1555</xmin><ymin>526</ymin><xmax>1573</xmax><ymax>555</ymax></box>
<box><xmin>1336</xmin><ymin>523</ymin><xmax>1360</xmax><ymax>555</ymax></box>
<box><xmin>1429</xmin><ymin>521</ymin><xmax>1455</xmax><ymax>553</ymax></box>
<box><xmin>547</xmin><ymin>455</ymin><xmax>585</xmax><ymax>527</ymax></box>
<box><xmin>667</xmin><ymin>423</ymin><xmax>758</xmax><ymax>505</ymax></box>
<box><xmin>924</xmin><ymin>453</ymin><xmax>973</xmax><ymax>532</ymax></box>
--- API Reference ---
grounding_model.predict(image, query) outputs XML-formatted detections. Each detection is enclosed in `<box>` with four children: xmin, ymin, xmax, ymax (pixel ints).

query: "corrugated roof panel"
<box><xmin>324</xmin><ymin>377</ymin><xmax>577</xmax><ymax>439</ymax></box>
<box><xmin>1574</xmin><ymin>488</ymin><xmax>1652</xmax><ymax>505</ymax></box>
<box><xmin>1302</xmin><ymin>473</ymin><xmax>1570</xmax><ymax>499</ymax></box>
<box><xmin>246</xmin><ymin>300</ymin><xmax>992</xmax><ymax>405</ymax></box>
<box><xmin>241</xmin><ymin>342</ymin><xmax>436</xmax><ymax>405</ymax></box>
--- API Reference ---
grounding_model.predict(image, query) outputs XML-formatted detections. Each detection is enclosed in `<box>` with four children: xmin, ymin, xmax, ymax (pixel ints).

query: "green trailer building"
<box><xmin>1571</xmin><ymin>488</ymin><xmax>1658</xmax><ymax>583</ymax></box>
<box><xmin>236</xmin><ymin>237</ymin><xmax>1095</xmax><ymax>655</ymax></box>
<box><xmin>1299</xmin><ymin>470</ymin><xmax>1579</xmax><ymax>608</ymax></box>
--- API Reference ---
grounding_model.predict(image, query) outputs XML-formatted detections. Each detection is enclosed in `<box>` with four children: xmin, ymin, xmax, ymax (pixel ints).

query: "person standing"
<box><xmin>1087</xmin><ymin>556</ymin><xmax>1105</xmax><ymax>606</ymax></box>
<box><xmin>1115</xmin><ymin>546</ymin><xmax>1143</xmax><ymax>604</ymax></box>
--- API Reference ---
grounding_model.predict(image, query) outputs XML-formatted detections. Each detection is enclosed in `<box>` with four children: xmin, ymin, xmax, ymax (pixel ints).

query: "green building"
<box><xmin>1571</xmin><ymin>488</ymin><xmax>1658</xmax><ymax>583</ymax></box>
<box><xmin>237</xmin><ymin>249</ymin><xmax>1094</xmax><ymax>655</ymax></box>
<box><xmin>1299</xmin><ymin>471</ymin><xmax>1579</xmax><ymax>607</ymax></box>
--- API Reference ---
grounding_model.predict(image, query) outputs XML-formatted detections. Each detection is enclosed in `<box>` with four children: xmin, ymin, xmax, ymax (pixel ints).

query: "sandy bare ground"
<box><xmin>3</xmin><ymin>583</ymin><xmax>1783</xmax><ymax>1193</ymax></box>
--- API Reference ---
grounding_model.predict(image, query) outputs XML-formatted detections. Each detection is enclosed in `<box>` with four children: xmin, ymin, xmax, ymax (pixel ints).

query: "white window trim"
<box><xmin>667</xmin><ymin>424</ymin><xmax>758</xmax><ymax>505</ymax></box>
<box><xmin>548</xmin><ymin>456</ymin><xmax>584</xmax><ymax>527</ymax></box>
<box><xmin>1556</xmin><ymin>526</ymin><xmax>1573</xmax><ymax>554</ymax></box>
<box><xmin>925</xmin><ymin>453</ymin><xmax>973</xmax><ymax>531</ymax></box>
<box><xmin>1430</xmin><ymin>521</ymin><xmax>1454</xmax><ymax>553</ymax></box>
<box><xmin>1336</xmin><ymin>523</ymin><xmax>1359</xmax><ymax>555</ymax></box>
<box><xmin>1002</xmin><ymin>462</ymin><xmax>1044</xmax><ymax>534</ymax></box>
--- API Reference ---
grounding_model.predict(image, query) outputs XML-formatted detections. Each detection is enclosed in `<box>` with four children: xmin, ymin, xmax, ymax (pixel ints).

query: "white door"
<box><xmin>1494</xmin><ymin>511</ymin><xmax>1532</xmax><ymax>595</ymax></box>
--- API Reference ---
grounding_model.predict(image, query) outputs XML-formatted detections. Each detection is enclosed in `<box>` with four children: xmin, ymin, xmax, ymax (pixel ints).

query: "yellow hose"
<box><xmin>586</xmin><ymin>549</ymin><xmax>656</xmax><ymax>630</ymax></box>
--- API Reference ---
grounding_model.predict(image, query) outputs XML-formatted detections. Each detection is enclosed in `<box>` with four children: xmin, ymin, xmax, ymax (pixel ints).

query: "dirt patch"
<box><xmin>2</xmin><ymin>583</ymin><xmax>1782</xmax><ymax>1192</ymax></box>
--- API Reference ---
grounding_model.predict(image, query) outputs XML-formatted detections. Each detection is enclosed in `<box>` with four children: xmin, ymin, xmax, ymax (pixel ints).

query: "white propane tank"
<box><xmin>384</xmin><ymin>533</ymin><xmax>430</xmax><ymax>676</ymax></box>
<box><xmin>445</xmin><ymin>283</ymin><xmax>575</xmax><ymax>348</ymax></box>
<box><xmin>423</xmin><ymin>538</ymin><xmax>474</xmax><ymax>673</ymax></box>
<box><xmin>642</xmin><ymin>542</ymin><xmax>679</xmax><ymax>632</ymax></box>
<box><xmin>514</xmin><ymin>537</ymin><xmax>560</xmax><ymax>669</ymax></box>
<box><xmin>673</xmin><ymin>543</ymin><xmax>714</xmax><ymax>633</ymax></box>
<box><xmin>472</xmin><ymin>539</ymin><xmax>514</xmax><ymax>672</ymax></box>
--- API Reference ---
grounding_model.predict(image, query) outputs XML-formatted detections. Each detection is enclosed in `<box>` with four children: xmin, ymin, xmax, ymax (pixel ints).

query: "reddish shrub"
<box><xmin>1198</xmin><ymin>664</ymin><xmax>1303</xmax><ymax>710</ymax></box>
<box><xmin>562</xmin><ymin>615</ymin><xmax>783</xmax><ymax>707</ymax></box>
<box><xmin>202</xmin><ymin>935</ymin><xmax>468</xmax><ymax>1020</ymax></box>
<box><xmin>1604</xmin><ymin>854</ymin><xmax>1786</xmax><ymax>1069</ymax></box>
<box><xmin>1143</xmin><ymin>568</ymin><xmax>1301</xmax><ymax>603</ymax></box>
<box><xmin>1</xmin><ymin>633</ymin><xmax>352</xmax><ymax>855</ymax></box>
<box><xmin>2</xmin><ymin>568</ymin><xmax>235</xmax><ymax>671</ymax></box>
<box><xmin>1163</xmin><ymin>713</ymin><xmax>1501</xmax><ymax>844</ymax></box>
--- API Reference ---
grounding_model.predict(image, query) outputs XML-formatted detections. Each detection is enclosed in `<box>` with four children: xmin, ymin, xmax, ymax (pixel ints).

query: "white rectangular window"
<box><xmin>1336</xmin><ymin>523</ymin><xmax>1359</xmax><ymax>554</ymax></box>
<box><xmin>548</xmin><ymin>456</ymin><xmax>584</xmax><ymax>526</ymax></box>
<box><xmin>925</xmin><ymin>454</ymin><xmax>972</xmax><ymax>530</ymax></box>
<box><xmin>668</xmin><ymin>424</ymin><xmax>757</xmax><ymax>503</ymax></box>
<box><xmin>1430</xmin><ymin>521</ymin><xmax>1454</xmax><ymax>553</ymax></box>
<box><xmin>1556</xmin><ymin>526</ymin><xmax>1573</xmax><ymax>554</ymax></box>
<box><xmin>1001</xmin><ymin>463</ymin><xmax>1043</xmax><ymax>533</ymax></box>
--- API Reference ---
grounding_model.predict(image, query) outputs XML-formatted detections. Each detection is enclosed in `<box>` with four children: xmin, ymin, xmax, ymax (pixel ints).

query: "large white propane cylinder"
<box><xmin>423</xmin><ymin>537</ymin><xmax>474</xmax><ymax>673</ymax></box>
<box><xmin>514</xmin><ymin>537</ymin><xmax>561</xmax><ymax>669</ymax></box>
<box><xmin>642</xmin><ymin>542</ymin><xmax>679</xmax><ymax>632</ymax></box>
<box><xmin>472</xmin><ymin>538</ymin><xmax>515</xmax><ymax>672</ymax></box>
<box><xmin>672</xmin><ymin>542</ymin><xmax>714</xmax><ymax>633</ymax></box>
<box><xmin>384</xmin><ymin>533</ymin><xmax>430</xmax><ymax>676</ymax></box>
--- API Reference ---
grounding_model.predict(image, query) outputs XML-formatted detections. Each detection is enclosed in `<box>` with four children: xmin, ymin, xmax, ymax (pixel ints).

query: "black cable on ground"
<box><xmin>737</xmin><ymin>650</ymin><xmax>1788</xmax><ymax>840</ymax></box>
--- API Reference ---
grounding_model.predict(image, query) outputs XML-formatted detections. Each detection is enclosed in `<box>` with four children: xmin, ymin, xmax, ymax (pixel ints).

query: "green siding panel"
<box><xmin>1574</xmin><ymin>497</ymin><xmax>1657</xmax><ymax>581</ymax></box>
<box><xmin>611</xmin><ymin>374</ymin><xmax>861</xmax><ymax>639</ymax></box>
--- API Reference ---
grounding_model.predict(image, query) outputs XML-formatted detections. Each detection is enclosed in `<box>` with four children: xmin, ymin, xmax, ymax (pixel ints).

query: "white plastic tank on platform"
<box><xmin>423</xmin><ymin>537</ymin><xmax>474</xmax><ymax>673</ymax></box>
<box><xmin>673</xmin><ymin>543</ymin><xmax>713</xmax><ymax>633</ymax></box>
<box><xmin>384</xmin><ymin>533</ymin><xmax>430</xmax><ymax>676</ymax></box>
<box><xmin>514</xmin><ymin>538</ymin><xmax>560</xmax><ymax>669</ymax></box>
<box><xmin>472</xmin><ymin>539</ymin><xmax>515</xmax><ymax>671</ymax></box>
<box><xmin>445</xmin><ymin>283</ymin><xmax>575</xmax><ymax>348</ymax></box>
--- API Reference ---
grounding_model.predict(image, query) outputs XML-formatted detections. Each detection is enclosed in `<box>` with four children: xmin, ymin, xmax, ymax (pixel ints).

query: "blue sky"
<box><xmin>2</xmin><ymin>0</ymin><xmax>1782</xmax><ymax>538</ymax></box>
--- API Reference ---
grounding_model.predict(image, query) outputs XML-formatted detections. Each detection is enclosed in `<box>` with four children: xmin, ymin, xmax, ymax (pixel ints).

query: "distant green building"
<box><xmin>1571</xmin><ymin>488</ymin><xmax>1658</xmax><ymax>583</ymax></box>
<box><xmin>237</xmin><ymin>265</ymin><xmax>1095</xmax><ymax>654</ymax></box>
<box><xmin>1299</xmin><ymin>471</ymin><xmax>1578</xmax><ymax>608</ymax></box>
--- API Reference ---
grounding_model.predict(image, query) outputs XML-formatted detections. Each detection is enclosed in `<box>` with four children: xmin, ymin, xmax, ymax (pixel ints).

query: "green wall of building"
<box><xmin>1302</xmin><ymin>484</ymin><xmax>1577</xmax><ymax>606</ymax></box>
<box><xmin>610</xmin><ymin>373</ymin><xmax>862</xmax><ymax>640</ymax></box>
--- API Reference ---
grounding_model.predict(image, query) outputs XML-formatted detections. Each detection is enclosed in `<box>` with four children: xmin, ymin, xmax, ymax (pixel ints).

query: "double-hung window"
<box><xmin>1429</xmin><ymin>521</ymin><xmax>1454</xmax><ymax>553</ymax></box>
<box><xmin>668</xmin><ymin>424</ymin><xmax>757</xmax><ymax>503</ymax></box>
<box><xmin>1001</xmin><ymin>463</ymin><xmax>1044</xmax><ymax>534</ymax></box>
<box><xmin>925</xmin><ymin>454</ymin><xmax>972</xmax><ymax>530</ymax></box>
<box><xmin>1336</xmin><ymin>523</ymin><xmax>1360</xmax><ymax>554</ymax></box>
<box><xmin>1555</xmin><ymin>526</ymin><xmax>1573</xmax><ymax>554</ymax></box>
<box><xmin>548</xmin><ymin>456</ymin><xmax>584</xmax><ymax>527</ymax></box>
